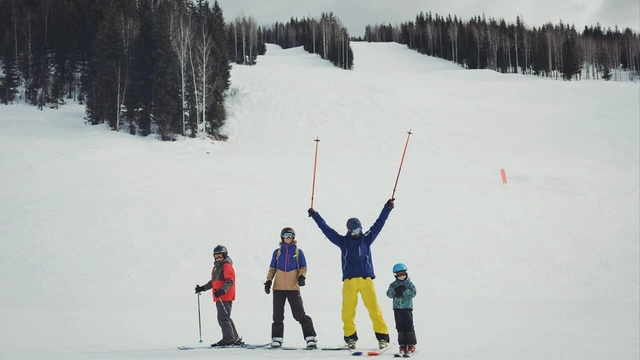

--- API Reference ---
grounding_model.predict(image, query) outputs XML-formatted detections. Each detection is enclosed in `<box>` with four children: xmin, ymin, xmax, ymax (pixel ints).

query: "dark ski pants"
<box><xmin>393</xmin><ymin>309</ymin><xmax>417</xmax><ymax>346</ymax></box>
<box><xmin>216</xmin><ymin>301</ymin><xmax>240</xmax><ymax>343</ymax></box>
<box><xmin>271</xmin><ymin>290</ymin><xmax>316</xmax><ymax>339</ymax></box>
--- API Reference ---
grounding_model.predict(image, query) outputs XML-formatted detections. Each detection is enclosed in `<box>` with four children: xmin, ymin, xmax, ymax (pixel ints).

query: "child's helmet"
<box><xmin>392</xmin><ymin>263</ymin><xmax>408</xmax><ymax>273</ymax></box>
<box><xmin>280</xmin><ymin>227</ymin><xmax>295</xmax><ymax>240</ymax></box>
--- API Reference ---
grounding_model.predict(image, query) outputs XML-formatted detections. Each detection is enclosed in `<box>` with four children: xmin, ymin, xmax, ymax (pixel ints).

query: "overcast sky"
<box><xmin>215</xmin><ymin>0</ymin><xmax>639</xmax><ymax>37</ymax></box>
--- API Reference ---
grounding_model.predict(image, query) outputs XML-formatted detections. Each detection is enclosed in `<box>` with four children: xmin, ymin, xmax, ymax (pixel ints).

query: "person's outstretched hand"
<box><xmin>386</xmin><ymin>198</ymin><xmax>395</xmax><ymax>210</ymax></box>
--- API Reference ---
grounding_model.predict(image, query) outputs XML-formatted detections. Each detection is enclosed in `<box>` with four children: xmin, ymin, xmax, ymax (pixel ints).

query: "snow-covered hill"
<box><xmin>1</xmin><ymin>42</ymin><xmax>638</xmax><ymax>360</ymax></box>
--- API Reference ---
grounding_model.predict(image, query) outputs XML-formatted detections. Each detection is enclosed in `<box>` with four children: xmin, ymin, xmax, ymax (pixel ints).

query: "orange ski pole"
<box><xmin>391</xmin><ymin>130</ymin><xmax>413</xmax><ymax>199</ymax></box>
<box><xmin>311</xmin><ymin>137</ymin><xmax>320</xmax><ymax>208</ymax></box>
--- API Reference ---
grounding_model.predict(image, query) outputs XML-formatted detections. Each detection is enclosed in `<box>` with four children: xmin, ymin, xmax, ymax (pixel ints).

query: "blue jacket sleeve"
<box><xmin>364</xmin><ymin>203</ymin><xmax>392</xmax><ymax>245</ymax></box>
<box><xmin>311</xmin><ymin>211</ymin><xmax>342</xmax><ymax>247</ymax></box>
<box><xmin>269</xmin><ymin>249</ymin><xmax>278</xmax><ymax>268</ymax></box>
<box><xmin>298</xmin><ymin>248</ymin><xmax>307</xmax><ymax>268</ymax></box>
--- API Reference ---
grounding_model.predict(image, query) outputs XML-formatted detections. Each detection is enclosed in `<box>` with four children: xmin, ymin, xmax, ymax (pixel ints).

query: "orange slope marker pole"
<box><xmin>310</xmin><ymin>137</ymin><xmax>320</xmax><ymax>208</ymax></box>
<box><xmin>500</xmin><ymin>168</ymin><xmax>508</xmax><ymax>186</ymax></box>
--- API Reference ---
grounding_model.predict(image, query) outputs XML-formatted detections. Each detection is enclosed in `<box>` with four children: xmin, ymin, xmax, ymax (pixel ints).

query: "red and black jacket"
<box><xmin>202</xmin><ymin>256</ymin><xmax>236</xmax><ymax>302</ymax></box>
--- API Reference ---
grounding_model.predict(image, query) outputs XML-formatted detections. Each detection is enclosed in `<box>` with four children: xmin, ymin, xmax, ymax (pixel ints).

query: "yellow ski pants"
<box><xmin>341</xmin><ymin>277</ymin><xmax>389</xmax><ymax>337</ymax></box>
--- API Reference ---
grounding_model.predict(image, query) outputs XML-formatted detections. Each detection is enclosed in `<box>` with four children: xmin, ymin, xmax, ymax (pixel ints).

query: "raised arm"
<box><xmin>364</xmin><ymin>200</ymin><xmax>393</xmax><ymax>245</ymax></box>
<box><xmin>310</xmin><ymin>210</ymin><xmax>342</xmax><ymax>247</ymax></box>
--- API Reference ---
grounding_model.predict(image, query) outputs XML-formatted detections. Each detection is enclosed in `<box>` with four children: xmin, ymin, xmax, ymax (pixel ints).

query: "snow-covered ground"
<box><xmin>1</xmin><ymin>42</ymin><xmax>638</xmax><ymax>360</ymax></box>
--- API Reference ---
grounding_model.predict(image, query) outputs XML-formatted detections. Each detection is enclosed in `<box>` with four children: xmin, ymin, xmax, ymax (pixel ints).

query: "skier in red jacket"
<box><xmin>195</xmin><ymin>245</ymin><xmax>242</xmax><ymax>347</ymax></box>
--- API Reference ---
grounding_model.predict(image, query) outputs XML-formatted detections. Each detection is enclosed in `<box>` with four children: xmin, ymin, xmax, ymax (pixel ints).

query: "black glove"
<box><xmin>298</xmin><ymin>275</ymin><xmax>306</xmax><ymax>287</ymax></box>
<box><xmin>213</xmin><ymin>289</ymin><xmax>225</xmax><ymax>298</ymax></box>
<box><xmin>308</xmin><ymin>208</ymin><xmax>316</xmax><ymax>217</ymax></box>
<box><xmin>386</xmin><ymin>198</ymin><xmax>395</xmax><ymax>210</ymax></box>
<box><xmin>195</xmin><ymin>285</ymin><xmax>205</xmax><ymax>294</ymax></box>
<box><xmin>264</xmin><ymin>280</ymin><xmax>272</xmax><ymax>294</ymax></box>
<box><xmin>394</xmin><ymin>285</ymin><xmax>406</xmax><ymax>298</ymax></box>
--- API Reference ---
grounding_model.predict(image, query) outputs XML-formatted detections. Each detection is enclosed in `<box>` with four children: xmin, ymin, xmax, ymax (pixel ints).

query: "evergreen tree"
<box><xmin>257</xmin><ymin>26</ymin><xmax>266</xmax><ymax>55</ymax></box>
<box><xmin>531</xmin><ymin>27</ymin><xmax>550</xmax><ymax>76</ymax></box>
<box><xmin>601</xmin><ymin>62</ymin><xmax>612</xmax><ymax>80</ymax></box>
<box><xmin>86</xmin><ymin>7</ymin><xmax>121</xmax><ymax>126</ymax></box>
<box><xmin>152</xmin><ymin>0</ymin><xmax>180</xmax><ymax>140</ymax></box>
<box><xmin>561</xmin><ymin>33</ymin><xmax>582</xmax><ymax>80</ymax></box>
<box><xmin>132</xmin><ymin>0</ymin><xmax>155</xmax><ymax>135</ymax></box>
<box><xmin>2</xmin><ymin>30</ymin><xmax>20</xmax><ymax>103</ymax></box>
<box><xmin>207</xmin><ymin>0</ymin><xmax>230</xmax><ymax>138</ymax></box>
<box><xmin>599</xmin><ymin>45</ymin><xmax>612</xmax><ymax>80</ymax></box>
<box><xmin>122</xmin><ymin>0</ymin><xmax>140</xmax><ymax>135</ymax></box>
<box><xmin>76</xmin><ymin>0</ymin><xmax>105</xmax><ymax>105</ymax></box>
<box><xmin>49</xmin><ymin>71</ymin><xmax>66</xmax><ymax>108</ymax></box>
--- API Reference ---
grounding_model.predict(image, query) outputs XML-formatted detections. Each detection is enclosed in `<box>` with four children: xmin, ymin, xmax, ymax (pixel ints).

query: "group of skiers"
<box><xmin>194</xmin><ymin>198</ymin><xmax>418</xmax><ymax>356</ymax></box>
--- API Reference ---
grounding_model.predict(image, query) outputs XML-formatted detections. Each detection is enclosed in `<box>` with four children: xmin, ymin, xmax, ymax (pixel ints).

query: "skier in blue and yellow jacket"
<box><xmin>308</xmin><ymin>199</ymin><xmax>395</xmax><ymax>349</ymax></box>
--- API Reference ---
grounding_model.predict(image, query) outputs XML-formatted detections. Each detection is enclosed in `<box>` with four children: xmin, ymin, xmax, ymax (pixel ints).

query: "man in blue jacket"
<box><xmin>308</xmin><ymin>199</ymin><xmax>395</xmax><ymax>350</ymax></box>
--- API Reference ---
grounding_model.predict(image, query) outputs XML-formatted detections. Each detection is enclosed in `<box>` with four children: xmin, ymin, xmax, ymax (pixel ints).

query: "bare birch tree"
<box><xmin>505</xmin><ymin>24</ymin><xmax>513</xmax><ymax>72</ymax></box>
<box><xmin>321</xmin><ymin>13</ymin><xmax>335</xmax><ymax>59</ymax></box>
<box><xmin>23</xmin><ymin>10</ymin><xmax>34</xmax><ymax>103</ymax></box>
<box><xmin>233</xmin><ymin>20</ymin><xmax>238</xmax><ymax>62</ymax></box>
<box><xmin>189</xmin><ymin>17</ymin><xmax>214</xmax><ymax>138</ymax></box>
<box><xmin>448</xmin><ymin>20</ymin><xmax>458</xmax><ymax>63</ymax></box>
<box><xmin>426</xmin><ymin>22</ymin><xmax>435</xmax><ymax>55</ymax></box>
<box><xmin>11</xmin><ymin>0</ymin><xmax>21</xmax><ymax>94</ymax></box>
<box><xmin>39</xmin><ymin>0</ymin><xmax>52</xmax><ymax>108</ymax></box>
<box><xmin>248</xmin><ymin>17</ymin><xmax>257</xmax><ymax>64</ymax></box>
<box><xmin>170</xmin><ymin>5</ymin><xmax>191</xmax><ymax>135</ymax></box>
<box><xmin>486</xmin><ymin>20</ymin><xmax>500</xmax><ymax>70</ymax></box>
<box><xmin>611</xmin><ymin>31</ymin><xmax>622</xmax><ymax>80</ymax></box>
<box><xmin>522</xmin><ymin>23</ymin><xmax>530</xmax><ymax>74</ymax></box>
<box><xmin>310</xmin><ymin>19</ymin><xmax>317</xmax><ymax>54</ymax></box>
<box><xmin>515</xmin><ymin>16</ymin><xmax>524</xmax><ymax>73</ymax></box>
<box><xmin>240</xmin><ymin>17</ymin><xmax>246</xmax><ymax>64</ymax></box>
<box><xmin>545</xmin><ymin>25</ymin><xmax>554</xmax><ymax>77</ymax></box>
<box><xmin>472</xmin><ymin>21</ymin><xmax>482</xmax><ymax>67</ymax></box>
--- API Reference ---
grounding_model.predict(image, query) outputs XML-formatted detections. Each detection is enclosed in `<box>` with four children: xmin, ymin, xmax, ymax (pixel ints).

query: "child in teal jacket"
<box><xmin>386</xmin><ymin>263</ymin><xmax>417</xmax><ymax>356</ymax></box>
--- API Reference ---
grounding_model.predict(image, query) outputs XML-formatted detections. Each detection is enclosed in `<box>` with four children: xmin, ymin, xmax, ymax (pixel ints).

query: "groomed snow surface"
<box><xmin>1</xmin><ymin>42</ymin><xmax>638</xmax><ymax>360</ymax></box>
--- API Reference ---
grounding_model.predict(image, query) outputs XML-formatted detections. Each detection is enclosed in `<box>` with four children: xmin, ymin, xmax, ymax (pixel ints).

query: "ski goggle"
<box><xmin>214</xmin><ymin>253</ymin><xmax>224</xmax><ymax>260</ymax></box>
<box><xmin>395</xmin><ymin>272</ymin><xmax>407</xmax><ymax>278</ymax></box>
<box><xmin>282</xmin><ymin>233</ymin><xmax>294</xmax><ymax>239</ymax></box>
<box><xmin>349</xmin><ymin>228</ymin><xmax>362</xmax><ymax>235</ymax></box>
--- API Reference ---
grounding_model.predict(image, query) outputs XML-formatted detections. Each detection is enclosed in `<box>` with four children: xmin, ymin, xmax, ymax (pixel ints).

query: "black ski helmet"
<box><xmin>213</xmin><ymin>245</ymin><xmax>228</xmax><ymax>258</ymax></box>
<box><xmin>280</xmin><ymin>227</ymin><xmax>295</xmax><ymax>240</ymax></box>
<box><xmin>346</xmin><ymin>218</ymin><xmax>361</xmax><ymax>231</ymax></box>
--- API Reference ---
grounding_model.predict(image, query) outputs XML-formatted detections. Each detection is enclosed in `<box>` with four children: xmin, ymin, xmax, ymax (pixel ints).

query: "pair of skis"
<box><xmin>177</xmin><ymin>342</ymin><xmax>269</xmax><ymax>350</ymax></box>
<box><xmin>178</xmin><ymin>342</ymin><xmax>411</xmax><ymax>356</ymax></box>
<box><xmin>177</xmin><ymin>343</ymin><xmax>346</xmax><ymax>351</ymax></box>
<box><xmin>394</xmin><ymin>350</ymin><xmax>418</xmax><ymax>358</ymax></box>
<box><xmin>269</xmin><ymin>345</ymin><xmax>347</xmax><ymax>351</ymax></box>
